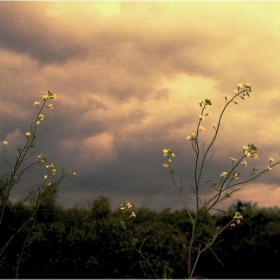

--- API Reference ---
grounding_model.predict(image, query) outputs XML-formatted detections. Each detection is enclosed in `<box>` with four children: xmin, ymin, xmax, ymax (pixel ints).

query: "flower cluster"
<box><xmin>237</xmin><ymin>144</ymin><xmax>258</xmax><ymax>169</ymax></box>
<box><xmin>46</xmin><ymin>162</ymin><xmax>57</xmax><ymax>176</ymax></box>
<box><xmin>42</xmin><ymin>91</ymin><xmax>57</xmax><ymax>101</ymax></box>
<box><xmin>233</xmin><ymin>83</ymin><xmax>252</xmax><ymax>102</ymax></box>
<box><xmin>68</xmin><ymin>168</ymin><xmax>76</xmax><ymax>176</ymax></box>
<box><xmin>233</xmin><ymin>211</ymin><xmax>243</xmax><ymax>224</ymax></box>
<box><xmin>35</xmin><ymin>91</ymin><xmax>57</xmax><ymax>125</ymax></box>
<box><xmin>120</xmin><ymin>201</ymin><xmax>136</xmax><ymax>219</ymax></box>
<box><xmin>186</xmin><ymin>133</ymin><xmax>196</xmax><ymax>141</ymax></box>
<box><xmin>243</xmin><ymin>143</ymin><xmax>258</xmax><ymax>158</ymax></box>
<box><xmin>120</xmin><ymin>201</ymin><xmax>132</xmax><ymax>211</ymax></box>
<box><xmin>162</xmin><ymin>148</ymin><xmax>175</xmax><ymax>169</ymax></box>
<box><xmin>237</xmin><ymin>83</ymin><xmax>252</xmax><ymax>94</ymax></box>
<box><xmin>199</xmin><ymin>98</ymin><xmax>212</xmax><ymax>107</ymax></box>
<box><xmin>230</xmin><ymin>212</ymin><xmax>243</xmax><ymax>227</ymax></box>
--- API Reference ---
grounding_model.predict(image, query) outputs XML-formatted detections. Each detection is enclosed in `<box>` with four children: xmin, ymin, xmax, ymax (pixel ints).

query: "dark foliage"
<box><xmin>1</xmin><ymin>195</ymin><xmax>280</xmax><ymax>278</ymax></box>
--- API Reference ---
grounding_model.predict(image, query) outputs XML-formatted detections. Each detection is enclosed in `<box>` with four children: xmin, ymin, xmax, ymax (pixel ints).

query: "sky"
<box><xmin>1</xmin><ymin>1</ymin><xmax>280</xmax><ymax>211</ymax></box>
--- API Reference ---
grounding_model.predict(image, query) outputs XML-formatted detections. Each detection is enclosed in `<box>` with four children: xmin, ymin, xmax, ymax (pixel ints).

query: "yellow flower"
<box><xmin>233</xmin><ymin>172</ymin><xmax>239</xmax><ymax>179</ymax></box>
<box><xmin>25</xmin><ymin>132</ymin><xmax>31</xmax><ymax>138</ymax></box>
<box><xmin>34</xmin><ymin>101</ymin><xmax>40</xmax><ymax>106</ymax></box>
<box><xmin>43</xmin><ymin>91</ymin><xmax>57</xmax><ymax>100</ymax></box>
<box><xmin>233</xmin><ymin>211</ymin><xmax>243</xmax><ymax>220</ymax></box>
<box><xmin>245</xmin><ymin>83</ymin><xmax>252</xmax><ymax>91</ymax></box>
<box><xmin>44</xmin><ymin>175</ymin><xmax>48</xmax><ymax>180</ymax></box>
<box><xmin>244</xmin><ymin>143</ymin><xmax>258</xmax><ymax>158</ymax></box>
<box><xmin>251</xmin><ymin>152</ymin><xmax>258</xmax><ymax>159</ymax></box>
<box><xmin>68</xmin><ymin>168</ymin><xmax>76</xmax><ymax>176</ymax></box>
<box><xmin>199</xmin><ymin>114</ymin><xmax>204</xmax><ymax>120</ymax></box>
<box><xmin>251</xmin><ymin>166</ymin><xmax>258</xmax><ymax>173</ymax></box>
<box><xmin>1</xmin><ymin>141</ymin><xmax>8</xmax><ymax>150</ymax></box>
<box><xmin>48</xmin><ymin>92</ymin><xmax>57</xmax><ymax>100</ymax></box>
<box><xmin>46</xmin><ymin>104</ymin><xmax>53</xmax><ymax>109</ymax></box>
<box><xmin>38</xmin><ymin>114</ymin><xmax>44</xmax><ymax>120</ymax></box>
<box><xmin>240</xmin><ymin>160</ymin><xmax>247</xmax><ymax>167</ymax></box>
<box><xmin>129</xmin><ymin>212</ymin><xmax>136</xmax><ymax>218</ymax></box>
<box><xmin>120</xmin><ymin>201</ymin><xmax>132</xmax><ymax>211</ymax></box>
<box><xmin>212</xmin><ymin>123</ymin><xmax>216</xmax><ymax>129</ymax></box>
<box><xmin>199</xmin><ymin>125</ymin><xmax>205</xmax><ymax>131</ymax></box>
<box><xmin>231</xmin><ymin>157</ymin><xmax>237</xmax><ymax>163</ymax></box>
<box><xmin>163</xmin><ymin>149</ymin><xmax>175</xmax><ymax>158</ymax></box>
<box><xmin>237</xmin><ymin>83</ymin><xmax>243</xmax><ymax>89</ymax></box>
<box><xmin>163</xmin><ymin>163</ymin><xmax>169</xmax><ymax>169</ymax></box>
<box><xmin>36</xmin><ymin>120</ymin><xmax>40</xmax><ymax>126</ymax></box>
<box><xmin>186</xmin><ymin>133</ymin><xmax>196</xmax><ymax>141</ymax></box>
<box><xmin>220</xmin><ymin>171</ymin><xmax>227</xmax><ymax>178</ymax></box>
<box><xmin>267</xmin><ymin>166</ymin><xmax>272</xmax><ymax>171</ymax></box>
<box><xmin>269</xmin><ymin>157</ymin><xmax>274</xmax><ymax>163</ymax></box>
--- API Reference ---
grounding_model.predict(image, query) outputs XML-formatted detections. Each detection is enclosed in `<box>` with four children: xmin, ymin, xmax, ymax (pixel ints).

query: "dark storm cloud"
<box><xmin>0</xmin><ymin>3</ymin><xmax>85</xmax><ymax>64</ymax></box>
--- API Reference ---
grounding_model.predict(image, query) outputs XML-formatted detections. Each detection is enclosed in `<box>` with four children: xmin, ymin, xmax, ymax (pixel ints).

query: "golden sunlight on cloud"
<box><xmin>207</xmin><ymin>183</ymin><xmax>280</xmax><ymax>210</ymax></box>
<box><xmin>238</xmin><ymin>183</ymin><xmax>280</xmax><ymax>208</ymax></box>
<box><xmin>45</xmin><ymin>2</ymin><xmax>121</xmax><ymax>18</ymax></box>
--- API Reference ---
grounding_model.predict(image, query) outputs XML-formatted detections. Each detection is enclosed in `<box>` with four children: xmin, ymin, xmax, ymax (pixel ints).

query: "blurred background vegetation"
<box><xmin>1</xmin><ymin>181</ymin><xmax>280</xmax><ymax>278</ymax></box>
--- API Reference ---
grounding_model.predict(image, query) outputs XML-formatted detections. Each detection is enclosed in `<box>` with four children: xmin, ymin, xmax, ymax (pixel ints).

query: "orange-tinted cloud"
<box><xmin>1</xmin><ymin>2</ymin><xmax>280</xmax><ymax>209</ymax></box>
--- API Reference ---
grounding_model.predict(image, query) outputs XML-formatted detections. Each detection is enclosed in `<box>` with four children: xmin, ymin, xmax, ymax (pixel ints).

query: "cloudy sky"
<box><xmin>1</xmin><ymin>1</ymin><xmax>280</xmax><ymax>211</ymax></box>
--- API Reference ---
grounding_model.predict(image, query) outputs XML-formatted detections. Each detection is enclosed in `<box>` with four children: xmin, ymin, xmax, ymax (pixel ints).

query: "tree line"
<box><xmin>1</xmin><ymin>192</ymin><xmax>280</xmax><ymax>278</ymax></box>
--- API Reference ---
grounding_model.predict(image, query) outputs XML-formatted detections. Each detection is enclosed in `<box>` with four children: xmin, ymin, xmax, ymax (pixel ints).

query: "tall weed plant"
<box><xmin>120</xmin><ymin>83</ymin><xmax>280</xmax><ymax>278</ymax></box>
<box><xmin>0</xmin><ymin>91</ymin><xmax>76</xmax><ymax>278</ymax></box>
